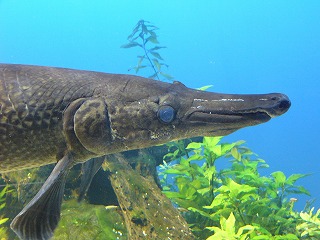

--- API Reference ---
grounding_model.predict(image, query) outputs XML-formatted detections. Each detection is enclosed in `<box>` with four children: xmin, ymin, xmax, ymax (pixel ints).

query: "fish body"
<box><xmin>0</xmin><ymin>64</ymin><xmax>290</xmax><ymax>239</ymax></box>
<box><xmin>0</xmin><ymin>65</ymin><xmax>94</xmax><ymax>171</ymax></box>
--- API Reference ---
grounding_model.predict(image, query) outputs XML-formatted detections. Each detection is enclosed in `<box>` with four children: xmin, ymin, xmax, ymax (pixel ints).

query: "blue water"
<box><xmin>0</xmin><ymin>0</ymin><xmax>319</xmax><ymax>211</ymax></box>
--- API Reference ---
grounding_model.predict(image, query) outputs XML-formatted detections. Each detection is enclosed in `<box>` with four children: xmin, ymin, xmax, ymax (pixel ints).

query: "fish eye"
<box><xmin>157</xmin><ymin>105</ymin><xmax>176</xmax><ymax>124</ymax></box>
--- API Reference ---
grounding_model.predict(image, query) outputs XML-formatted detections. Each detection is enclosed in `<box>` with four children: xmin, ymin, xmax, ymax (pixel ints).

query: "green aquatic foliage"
<box><xmin>1</xmin><ymin>166</ymin><xmax>47</xmax><ymax>203</ymax></box>
<box><xmin>53</xmin><ymin>199</ymin><xmax>126</xmax><ymax>240</ymax></box>
<box><xmin>159</xmin><ymin>136</ymin><xmax>320</xmax><ymax>239</ymax></box>
<box><xmin>0</xmin><ymin>164</ymin><xmax>84</xmax><ymax>239</ymax></box>
<box><xmin>121</xmin><ymin>19</ymin><xmax>174</xmax><ymax>81</ymax></box>
<box><xmin>296</xmin><ymin>208</ymin><xmax>320</xmax><ymax>238</ymax></box>
<box><xmin>206</xmin><ymin>212</ymin><xmax>256</xmax><ymax>240</ymax></box>
<box><xmin>0</xmin><ymin>186</ymin><xmax>10</xmax><ymax>239</ymax></box>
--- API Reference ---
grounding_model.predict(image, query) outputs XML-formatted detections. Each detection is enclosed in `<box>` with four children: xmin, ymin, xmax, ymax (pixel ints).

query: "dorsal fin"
<box><xmin>10</xmin><ymin>153</ymin><xmax>74</xmax><ymax>240</ymax></box>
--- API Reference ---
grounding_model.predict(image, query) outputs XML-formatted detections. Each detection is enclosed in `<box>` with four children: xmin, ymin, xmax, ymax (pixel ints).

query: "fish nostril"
<box><xmin>278</xmin><ymin>99</ymin><xmax>291</xmax><ymax>110</ymax></box>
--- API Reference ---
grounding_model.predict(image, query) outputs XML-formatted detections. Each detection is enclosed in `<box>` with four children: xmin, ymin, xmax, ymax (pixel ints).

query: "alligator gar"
<box><xmin>0</xmin><ymin>64</ymin><xmax>290</xmax><ymax>239</ymax></box>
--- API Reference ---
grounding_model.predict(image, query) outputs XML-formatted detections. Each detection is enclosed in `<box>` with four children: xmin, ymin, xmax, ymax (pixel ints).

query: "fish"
<box><xmin>0</xmin><ymin>63</ymin><xmax>291</xmax><ymax>239</ymax></box>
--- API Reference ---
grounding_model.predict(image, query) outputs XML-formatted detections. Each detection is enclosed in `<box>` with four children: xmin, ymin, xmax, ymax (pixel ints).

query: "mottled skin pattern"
<box><xmin>0</xmin><ymin>64</ymin><xmax>291</xmax><ymax>240</ymax></box>
<box><xmin>0</xmin><ymin>65</ymin><xmax>170</xmax><ymax>172</ymax></box>
<box><xmin>0</xmin><ymin>65</ymin><xmax>96</xmax><ymax>171</ymax></box>
<box><xmin>0</xmin><ymin>64</ymin><xmax>291</xmax><ymax>174</ymax></box>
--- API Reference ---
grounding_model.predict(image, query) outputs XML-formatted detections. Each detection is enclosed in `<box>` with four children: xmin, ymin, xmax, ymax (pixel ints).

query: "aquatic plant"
<box><xmin>53</xmin><ymin>199</ymin><xmax>126</xmax><ymax>240</ymax></box>
<box><xmin>159</xmin><ymin>136</ymin><xmax>320</xmax><ymax>239</ymax></box>
<box><xmin>0</xmin><ymin>19</ymin><xmax>314</xmax><ymax>240</ymax></box>
<box><xmin>121</xmin><ymin>19</ymin><xmax>173</xmax><ymax>81</ymax></box>
<box><xmin>0</xmin><ymin>165</ymin><xmax>83</xmax><ymax>239</ymax></box>
<box><xmin>0</xmin><ymin>186</ymin><xmax>10</xmax><ymax>239</ymax></box>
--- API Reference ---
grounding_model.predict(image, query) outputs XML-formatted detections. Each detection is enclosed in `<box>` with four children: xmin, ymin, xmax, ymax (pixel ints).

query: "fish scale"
<box><xmin>0</xmin><ymin>64</ymin><xmax>290</xmax><ymax>240</ymax></box>
<box><xmin>0</xmin><ymin>65</ymin><xmax>97</xmax><ymax>172</ymax></box>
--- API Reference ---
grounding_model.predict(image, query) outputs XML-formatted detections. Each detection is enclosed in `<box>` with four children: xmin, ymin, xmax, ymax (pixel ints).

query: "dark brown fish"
<box><xmin>0</xmin><ymin>64</ymin><xmax>290</xmax><ymax>239</ymax></box>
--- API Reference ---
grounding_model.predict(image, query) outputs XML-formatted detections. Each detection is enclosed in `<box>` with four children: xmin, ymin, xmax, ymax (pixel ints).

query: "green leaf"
<box><xmin>234</xmin><ymin>140</ymin><xmax>246</xmax><ymax>146</ymax></box>
<box><xmin>148</xmin><ymin>73</ymin><xmax>158</xmax><ymax>79</ymax></box>
<box><xmin>231</xmin><ymin>147</ymin><xmax>241</xmax><ymax>161</ymax></box>
<box><xmin>147</xmin><ymin>35</ymin><xmax>159</xmax><ymax>44</ymax></box>
<box><xmin>150</xmin><ymin>46</ymin><xmax>166</xmax><ymax>51</ymax></box>
<box><xmin>133</xmin><ymin>65</ymin><xmax>147</xmax><ymax>73</ymax></box>
<box><xmin>222</xmin><ymin>179</ymin><xmax>257</xmax><ymax>200</ymax></box>
<box><xmin>0</xmin><ymin>187</ymin><xmax>8</xmax><ymax>199</ymax></box>
<box><xmin>211</xmin><ymin>145</ymin><xmax>221</xmax><ymax>156</ymax></box>
<box><xmin>271</xmin><ymin>171</ymin><xmax>286</xmax><ymax>186</ymax></box>
<box><xmin>236</xmin><ymin>225</ymin><xmax>256</xmax><ymax>237</ymax></box>
<box><xmin>164</xmin><ymin>168</ymin><xmax>186</xmax><ymax>175</ymax></box>
<box><xmin>197</xmin><ymin>187</ymin><xmax>211</xmax><ymax>195</ymax></box>
<box><xmin>186</xmin><ymin>142</ymin><xmax>203</xmax><ymax>149</ymax></box>
<box><xmin>252</xmin><ymin>235</ymin><xmax>273</xmax><ymax>239</ymax></box>
<box><xmin>204</xmin><ymin>194</ymin><xmax>228</xmax><ymax>209</ymax></box>
<box><xmin>297</xmin><ymin>186</ymin><xmax>311</xmax><ymax>195</ymax></box>
<box><xmin>204</xmin><ymin>166</ymin><xmax>216</xmax><ymax>182</ymax></box>
<box><xmin>197</xmin><ymin>85</ymin><xmax>213</xmax><ymax>91</ymax></box>
<box><xmin>204</xmin><ymin>136</ymin><xmax>222</xmax><ymax>148</ymax></box>
<box><xmin>0</xmin><ymin>217</ymin><xmax>8</xmax><ymax>225</ymax></box>
<box><xmin>128</xmin><ymin>20</ymin><xmax>144</xmax><ymax>39</ymax></box>
<box><xmin>152</xmin><ymin>58</ymin><xmax>161</xmax><ymax>71</ymax></box>
<box><xmin>277</xmin><ymin>234</ymin><xmax>300</xmax><ymax>239</ymax></box>
<box><xmin>260</xmin><ymin>163</ymin><xmax>270</xmax><ymax>168</ymax></box>
<box><xmin>188</xmin><ymin>207</ymin><xmax>211</xmax><ymax>218</ymax></box>
<box><xmin>160</xmin><ymin>63</ymin><xmax>169</xmax><ymax>68</ymax></box>
<box><xmin>185</xmin><ymin>187</ymin><xmax>197</xmax><ymax>199</ymax></box>
<box><xmin>142</xmin><ymin>24</ymin><xmax>148</xmax><ymax>34</ymax></box>
<box><xmin>206</xmin><ymin>226</ymin><xmax>222</xmax><ymax>232</ymax></box>
<box><xmin>179</xmin><ymin>158</ymin><xmax>190</xmax><ymax>167</ymax></box>
<box><xmin>150</xmin><ymin>51</ymin><xmax>163</xmax><ymax>60</ymax></box>
<box><xmin>221</xmin><ymin>143</ymin><xmax>237</xmax><ymax>155</ymax></box>
<box><xmin>187</xmin><ymin>154</ymin><xmax>203</xmax><ymax>161</ymax></box>
<box><xmin>159</xmin><ymin>72</ymin><xmax>174</xmax><ymax>80</ymax></box>
<box><xmin>286</xmin><ymin>173</ymin><xmax>310</xmax><ymax>185</ymax></box>
<box><xmin>163</xmin><ymin>191</ymin><xmax>183</xmax><ymax>199</ymax></box>
<box><xmin>145</xmin><ymin>24</ymin><xmax>158</xmax><ymax>30</ymax></box>
<box><xmin>137</xmin><ymin>55</ymin><xmax>145</xmax><ymax>65</ymax></box>
<box><xmin>224</xmin><ymin>212</ymin><xmax>235</xmax><ymax>234</ymax></box>
<box><xmin>121</xmin><ymin>42</ymin><xmax>142</xmax><ymax>48</ymax></box>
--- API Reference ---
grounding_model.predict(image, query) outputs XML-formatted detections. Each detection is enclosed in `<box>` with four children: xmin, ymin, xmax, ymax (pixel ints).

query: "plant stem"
<box><xmin>142</xmin><ymin>40</ymin><xmax>160</xmax><ymax>80</ymax></box>
<box><xmin>237</xmin><ymin>206</ymin><xmax>247</xmax><ymax>225</ymax></box>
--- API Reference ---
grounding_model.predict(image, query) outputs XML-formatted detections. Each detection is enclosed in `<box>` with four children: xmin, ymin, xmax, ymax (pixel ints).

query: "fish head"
<box><xmin>92</xmin><ymin>79</ymin><xmax>291</xmax><ymax>153</ymax></box>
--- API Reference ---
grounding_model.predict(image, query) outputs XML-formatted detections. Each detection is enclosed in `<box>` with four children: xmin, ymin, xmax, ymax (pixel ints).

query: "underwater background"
<box><xmin>0</xmin><ymin>0</ymin><xmax>319</xmax><ymax>226</ymax></box>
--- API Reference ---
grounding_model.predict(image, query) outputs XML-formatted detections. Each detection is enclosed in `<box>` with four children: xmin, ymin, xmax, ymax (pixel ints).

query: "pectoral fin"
<box><xmin>10</xmin><ymin>153</ymin><xmax>74</xmax><ymax>240</ymax></box>
<box><xmin>78</xmin><ymin>156</ymin><xmax>105</xmax><ymax>202</ymax></box>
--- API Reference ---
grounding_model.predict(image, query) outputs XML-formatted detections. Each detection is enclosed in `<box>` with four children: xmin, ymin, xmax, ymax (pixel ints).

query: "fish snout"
<box><xmin>267</xmin><ymin>93</ymin><xmax>291</xmax><ymax>117</ymax></box>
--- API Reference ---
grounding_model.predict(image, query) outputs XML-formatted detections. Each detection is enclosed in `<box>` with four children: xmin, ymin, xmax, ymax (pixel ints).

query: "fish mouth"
<box><xmin>186</xmin><ymin>110</ymin><xmax>271</xmax><ymax>124</ymax></box>
<box><xmin>183</xmin><ymin>110</ymin><xmax>272</xmax><ymax>137</ymax></box>
<box><xmin>184</xmin><ymin>93</ymin><xmax>291</xmax><ymax>126</ymax></box>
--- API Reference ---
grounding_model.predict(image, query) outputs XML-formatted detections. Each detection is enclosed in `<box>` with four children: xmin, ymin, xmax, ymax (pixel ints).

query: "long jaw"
<box><xmin>186</xmin><ymin>108</ymin><xmax>272</xmax><ymax>123</ymax></box>
<box><xmin>182</xmin><ymin>92</ymin><xmax>291</xmax><ymax>134</ymax></box>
